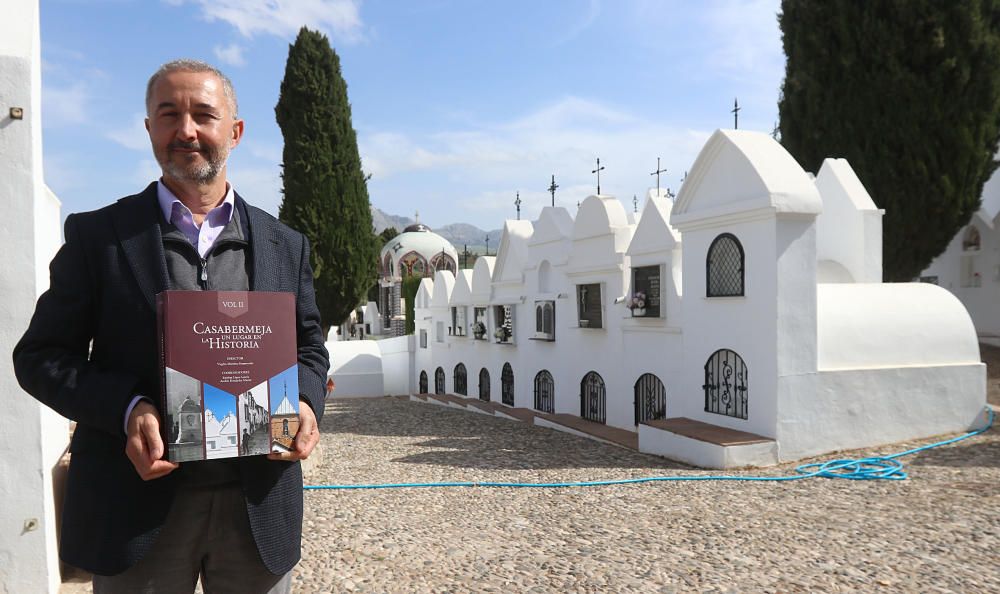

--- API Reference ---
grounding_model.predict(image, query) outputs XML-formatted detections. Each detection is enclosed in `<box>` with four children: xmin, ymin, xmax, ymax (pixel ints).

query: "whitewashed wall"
<box><xmin>0</xmin><ymin>1</ymin><xmax>68</xmax><ymax>591</ymax></box>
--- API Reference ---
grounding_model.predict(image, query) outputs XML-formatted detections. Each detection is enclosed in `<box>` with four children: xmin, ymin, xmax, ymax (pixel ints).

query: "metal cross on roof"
<box><xmin>650</xmin><ymin>157</ymin><xmax>667</xmax><ymax>195</ymax></box>
<box><xmin>633</xmin><ymin>194</ymin><xmax>638</xmax><ymax>213</ymax></box>
<box><xmin>591</xmin><ymin>158</ymin><xmax>605</xmax><ymax>195</ymax></box>
<box><xmin>547</xmin><ymin>175</ymin><xmax>559</xmax><ymax>207</ymax></box>
<box><xmin>485</xmin><ymin>235</ymin><xmax>490</xmax><ymax>256</ymax></box>
<box><xmin>732</xmin><ymin>98</ymin><xmax>740</xmax><ymax>129</ymax></box>
<box><xmin>515</xmin><ymin>191</ymin><xmax>521</xmax><ymax>220</ymax></box>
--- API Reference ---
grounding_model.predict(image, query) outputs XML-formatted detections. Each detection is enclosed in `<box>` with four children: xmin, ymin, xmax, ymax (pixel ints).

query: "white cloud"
<box><xmin>168</xmin><ymin>0</ymin><xmax>366</xmax><ymax>43</ymax></box>
<box><xmin>700</xmin><ymin>0</ymin><xmax>784</xmax><ymax>88</ymax></box>
<box><xmin>42</xmin><ymin>81</ymin><xmax>89</xmax><ymax>126</ymax></box>
<box><xmin>106</xmin><ymin>113</ymin><xmax>151</xmax><ymax>151</ymax></box>
<box><xmin>213</xmin><ymin>42</ymin><xmax>246</xmax><ymax>67</ymax></box>
<box><xmin>359</xmin><ymin>96</ymin><xmax>713</xmax><ymax>227</ymax></box>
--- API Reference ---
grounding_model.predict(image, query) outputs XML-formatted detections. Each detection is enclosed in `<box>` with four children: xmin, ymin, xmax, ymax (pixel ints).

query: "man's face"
<box><xmin>145</xmin><ymin>70</ymin><xmax>243</xmax><ymax>184</ymax></box>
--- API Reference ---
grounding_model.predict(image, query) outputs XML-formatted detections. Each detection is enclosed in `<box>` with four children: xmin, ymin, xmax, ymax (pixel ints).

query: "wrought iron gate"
<box><xmin>479</xmin><ymin>368</ymin><xmax>491</xmax><ymax>401</ymax></box>
<box><xmin>501</xmin><ymin>363</ymin><xmax>514</xmax><ymax>406</ymax></box>
<box><xmin>419</xmin><ymin>370</ymin><xmax>428</xmax><ymax>394</ymax></box>
<box><xmin>533</xmin><ymin>370</ymin><xmax>554</xmax><ymax>413</ymax></box>
<box><xmin>453</xmin><ymin>363</ymin><xmax>467</xmax><ymax>396</ymax></box>
<box><xmin>633</xmin><ymin>373</ymin><xmax>666</xmax><ymax>425</ymax></box>
<box><xmin>580</xmin><ymin>371</ymin><xmax>606</xmax><ymax>424</ymax></box>
<box><xmin>703</xmin><ymin>349</ymin><xmax>748</xmax><ymax>419</ymax></box>
<box><xmin>434</xmin><ymin>367</ymin><xmax>445</xmax><ymax>395</ymax></box>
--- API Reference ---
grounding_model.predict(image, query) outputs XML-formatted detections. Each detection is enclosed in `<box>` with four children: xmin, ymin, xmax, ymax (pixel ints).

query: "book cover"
<box><xmin>157</xmin><ymin>290</ymin><xmax>299</xmax><ymax>463</ymax></box>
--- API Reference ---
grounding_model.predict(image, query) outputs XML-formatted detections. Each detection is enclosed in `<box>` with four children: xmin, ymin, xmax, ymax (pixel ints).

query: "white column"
<box><xmin>0</xmin><ymin>1</ymin><xmax>69</xmax><ymax>592</ymax></box>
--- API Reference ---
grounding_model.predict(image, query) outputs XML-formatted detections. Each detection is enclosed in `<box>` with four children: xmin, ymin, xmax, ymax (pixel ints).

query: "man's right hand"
<box><xmin>125</xmin><ymin>400</ymin><xmax>179</xmax><ymax>481</ymax></box>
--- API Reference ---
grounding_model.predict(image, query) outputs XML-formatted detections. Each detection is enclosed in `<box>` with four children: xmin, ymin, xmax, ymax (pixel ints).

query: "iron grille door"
<box><xmin>703</xmin><ymin>349</ymin><xmax>748</xmax><ymax>419</ymax></box>
<box><xmin>633</xmin><ymin>373</ymin><xmax>666</xmax><ymax>425</ymax></box>
<box><xmin>419</xmin><ymin>371</ymin><xmax>428</xmax><ymax>394</ymax></box>
<box><xmin>479</xmin><ymin>369</ymin><xmax>491</xmax><ymax>401</ymax></box>
<box><xmin>501</xmin><ymin>363</ymin><xmax>514</xmax><ymax>406</ymax></box>
<box><xmin>435</xmin><ymin>367</ymin><xmax>445</xmax><ymax>395</ymax></box>
<box><xmin>580</xmin><ymin>371</ymin><xmax>606</xmax><ymax>424</ymax></box>
<box><xmin>534</xmin><ymin>370</ymin><xmax>554</xmax><ymax>413</ymax></box>
<box><xmin>454</xmin><ymin>364</ymin><xmax>467</xmax><ymax>396</ymax></box>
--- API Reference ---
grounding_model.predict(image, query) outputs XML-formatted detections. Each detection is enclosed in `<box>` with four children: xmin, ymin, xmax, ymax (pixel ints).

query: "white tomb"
<box><xmin>343</xmin><ymin>129</ymin><xmax>987</xmax><ymax>469</ymax></box>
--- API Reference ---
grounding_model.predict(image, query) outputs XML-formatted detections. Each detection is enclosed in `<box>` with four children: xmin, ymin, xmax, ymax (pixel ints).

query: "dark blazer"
<box><xmin>13</xmin><ymin>182</ymin><xmax>329</xmax><ymax>576</ymax></box>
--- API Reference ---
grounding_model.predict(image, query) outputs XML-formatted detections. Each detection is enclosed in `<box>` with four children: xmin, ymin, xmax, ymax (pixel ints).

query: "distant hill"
<box><xmin>370</xmin><ymin>206</ymin><xmax>502</xmax><ymax>252</ymax></box>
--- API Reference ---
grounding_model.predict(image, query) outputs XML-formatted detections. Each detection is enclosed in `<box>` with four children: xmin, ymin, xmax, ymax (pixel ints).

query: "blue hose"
<box><xmin>304</xmin><ymin>407</ymin><xmax>994</xmax><ymax>490</ymax></box>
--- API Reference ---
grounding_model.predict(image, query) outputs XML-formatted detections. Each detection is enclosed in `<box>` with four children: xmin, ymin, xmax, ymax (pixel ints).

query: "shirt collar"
<box><xmin>156</xmin><ymin>180</ymin><xmax>235</xmax><ymax>226</ymax></box>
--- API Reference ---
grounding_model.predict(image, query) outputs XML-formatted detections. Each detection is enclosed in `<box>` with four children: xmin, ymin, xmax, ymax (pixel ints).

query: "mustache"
<box><xmin>168</xmin><ymin>141</ymin><xmax>202</xmax><ymax>152</ymax></box>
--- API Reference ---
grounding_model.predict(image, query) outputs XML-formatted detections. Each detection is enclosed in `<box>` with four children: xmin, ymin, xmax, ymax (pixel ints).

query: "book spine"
<box><xmin>156</xmin><ymin>292</ymin><xmax>168</xmax><ymax>450</ymax></box>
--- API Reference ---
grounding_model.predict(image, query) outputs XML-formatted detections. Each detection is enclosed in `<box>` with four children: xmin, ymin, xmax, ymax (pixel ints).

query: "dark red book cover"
<box><xmin>157</xmin><ymin>291</ymin><xmax>300</xmax><ymax>462</ymax></box>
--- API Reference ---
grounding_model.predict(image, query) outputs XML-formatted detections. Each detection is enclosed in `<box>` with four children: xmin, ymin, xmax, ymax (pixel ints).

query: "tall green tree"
<box><xmin>276</xmin><ymin>27</ymin><xmax>376</xmax><ymax>328</ymax></box>
<box><xmin>779</xmin><ymin>0</ymin><xmax>1000</xmax><ymax>281</ymax></box>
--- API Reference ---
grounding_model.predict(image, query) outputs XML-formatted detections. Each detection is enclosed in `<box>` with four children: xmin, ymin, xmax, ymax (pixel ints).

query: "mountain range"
<box><xmin>371</xmin><ymin>206</ymin><xmax>503</xmax><ymax>252</ymax></box>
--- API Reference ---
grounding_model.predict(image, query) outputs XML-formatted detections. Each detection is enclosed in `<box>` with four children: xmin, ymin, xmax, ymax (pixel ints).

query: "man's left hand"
<box><xmin>268</xmin><ymin>399</ymin><xmax>319</xmax><ymax>461</ymax></box>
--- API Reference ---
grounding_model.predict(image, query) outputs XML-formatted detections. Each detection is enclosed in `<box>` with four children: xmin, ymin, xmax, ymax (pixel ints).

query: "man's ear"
<box><xmin>231</xmin><ymin>118</ymin><xmax>245</xmax><ymax>148</ymax></box>
<box><xmin>144</xmin><ymin>118</ymin><xmax>150</xmax><ymax>133</ymax></box>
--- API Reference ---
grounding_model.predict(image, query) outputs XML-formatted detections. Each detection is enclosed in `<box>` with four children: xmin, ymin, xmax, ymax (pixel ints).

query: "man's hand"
<box><xmin>125</xmin><ymin>400</ymin><xmax>180</xmax><ymax>480</ymax></box>
<box><xmin>268</xmin><ymin>399</ymin><xmax>319</xmax><ymax>461</ymax></box>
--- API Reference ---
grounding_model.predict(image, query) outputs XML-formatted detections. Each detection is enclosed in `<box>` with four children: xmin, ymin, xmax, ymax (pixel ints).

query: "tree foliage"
<box><xmin>401</xmin><ymin>275</ymin><xmax>422</xmax><ymax>335</ymax></box>
<box><xmin>276</xmin><ymin>27</ymin><xmax>376</xmax><ymax>327</ymax></box>
<box><xmin>779</xmin><ymin>0</ymin><xmax>1000</xmax><ymax>280</ymax></box>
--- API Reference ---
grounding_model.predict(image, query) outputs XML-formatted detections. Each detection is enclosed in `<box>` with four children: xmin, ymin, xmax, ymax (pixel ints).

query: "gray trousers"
<box><xmin>93</xmin><ymin>484</ymin><xmax>292</xmax><ymax>594</ymax></box>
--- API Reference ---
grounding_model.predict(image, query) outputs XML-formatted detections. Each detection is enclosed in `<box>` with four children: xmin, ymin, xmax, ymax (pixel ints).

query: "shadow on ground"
<box><xmin>321</xmin><ymin>398</ymin><xmax>692</xmax><ymax>472</ymax></box>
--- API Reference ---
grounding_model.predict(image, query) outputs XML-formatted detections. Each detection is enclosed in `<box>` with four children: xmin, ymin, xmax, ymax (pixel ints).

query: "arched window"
<box><xmin>634</xmin><ymin>373</ymin><xmax>666</xmax><ymax>425</ymax></box>
<box><xmin>580</xmin><ymin>371</ymin><xmax>606</xmax><ymax>424</ymax></box>
<box><xmin>431</xmin><ymin>252</ymin><xmax>456</xmax><ymax>274</ymax></box>
<box><xmin>419</xmin><ymin>370</ymin><xmax>428</xmax><ymax>394</ymax></box>
<box><xmin>534</xmin><ymin>370</ymin><xmax>554</xmax><ymax>413</ymax></box>
<box><xmin>453</xmin><ymin>363</ymin><xmax>468</xmax><ymax>396</ymax></box>
<box><xmin>501</xmin><ymin>363</ymin><xmax>514</xmax><ymax>406</ymax></box>
<box><xmin>962</xmin><ymin>225</ymin><xmax>981</xmax><ymax>251</ymax></box>
<box><xmin>382</xmin><ymin>253</ymin><xmax>393</xmax><ymax>276</ymax></box>
<box><xmin>282</xmin><ymin>419</ymin><xmax>289</xmax><ymax>436</ymax></box>
<box><xmin>706</xmin><ymin>233</ymin><xmax>745</xmax><ymax>297</ymax></box>
<box><xmin>703</xmin><ymin>349</ymin><xmax>748</xmax><ymax>419</ymax></box>
<box><xmin>479</xmin><ymin>368</ymin><xmax>491</xmax><ymax>402</ymax></box>
<box><xmin>434</xmin><ymin>367</ymin><xmax>446</xmax><ymax>394</ymax></box>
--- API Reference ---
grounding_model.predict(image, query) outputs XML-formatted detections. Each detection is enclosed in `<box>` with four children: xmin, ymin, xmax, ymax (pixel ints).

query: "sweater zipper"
<box><xmin>199</xmin><ymin>257</ymin><xmax>209</xmax><ymax>289</ymax></box>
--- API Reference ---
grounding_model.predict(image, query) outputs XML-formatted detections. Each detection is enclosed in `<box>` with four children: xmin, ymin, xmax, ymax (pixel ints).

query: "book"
<box><xmin>157</xmin><ymin>290</ymin><xmax>300</xmax><ymax>463</ymax></box>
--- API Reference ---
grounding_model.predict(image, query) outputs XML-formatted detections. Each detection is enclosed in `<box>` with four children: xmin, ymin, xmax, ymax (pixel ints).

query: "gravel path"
<box><xmin>295</xmin><ymin>397</ymin><xmax>999</xmax><ymax>593</ymax></box>
<box><xmin>60</xmin><ymin>396</ymin><xmax>999</xmax><ymax>593</ymax></box>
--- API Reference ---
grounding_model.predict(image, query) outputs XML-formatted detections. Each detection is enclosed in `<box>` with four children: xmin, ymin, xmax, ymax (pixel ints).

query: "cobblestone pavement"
<box><xmin>294</xmin><ymin>398</ymin><xmax>999</xmax><ymax>593</ymax></box>
<box><xmin>61</xmin><ymin>397</ymin><xmax>999</xmax><ymax>593</ymax></box>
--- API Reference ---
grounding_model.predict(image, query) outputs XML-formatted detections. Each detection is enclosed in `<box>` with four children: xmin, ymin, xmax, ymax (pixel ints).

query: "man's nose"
<box><xmin>175</xmin><ymin>113</ymin><xmax>198</xmax><ymax>141</ymax></box>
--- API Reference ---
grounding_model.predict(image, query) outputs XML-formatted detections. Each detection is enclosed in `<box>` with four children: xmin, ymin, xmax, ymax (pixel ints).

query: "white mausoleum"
<box><xmin>332</xmin><ymin>129</ymin><xmax>987</xmax><ymax>469</ymax></box>
<box><xmin>921</xmin><ymin>169</ymin><xmax>1000</xmax><ymax>343</ymax></box>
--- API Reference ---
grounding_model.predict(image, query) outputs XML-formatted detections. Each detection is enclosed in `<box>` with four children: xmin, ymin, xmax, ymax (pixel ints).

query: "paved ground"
<box><xmin>61</xmin><ymin>353</ymin><xmax>1000</xmax><ymax>592</ymax></box>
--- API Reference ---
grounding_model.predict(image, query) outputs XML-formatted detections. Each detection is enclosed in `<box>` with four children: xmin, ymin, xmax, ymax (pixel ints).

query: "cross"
<box><xmin>591</xmin><ymin>157</ymin><xmax>605</xmax><ymax>195</ymax></box>
<box><xmin>547</xmin><ymin>175</ymin><xmax>558</xmax><ymax>207</ymax></box>
<box><xmin>732</xmin><ymin>98</ymin><xmax>740</xmax><ymax>129</ymax></box>
<box><xmin>485</xmin><ymin>235</ymin><xmax>489</xmax><ymax>256</ymax></box>
<box><xmin>515</xmin><ymin>191</ymin><xmax>521</xmax><ymax>220</ymax></box>
<box><xmin>681</xmin><ymin>170</ymin><xmax>688</xmax><ymax>183</ymax></box>
<box><xmin>650</xmin><ymin>157</ymin><xmax>667</xmax><ymax>195</ymax></box>
<box><xmin>414</xmin><ymin>210</ymin><xmax>419</xmax><ymax>223</ymax></box>
<box><xmin>633</xmin><ymin>194</ymin><xmax>638</xmax><ymax>213</ymax></box>
<box><xmin>462</xmin><ymin>244</ymin><xmax>469</xmax><ymax>268</ymax></box>
<box><xmin>771</xmin><ymin>120</ymin><xmax>780</xmax><ymax>140</ymax></box>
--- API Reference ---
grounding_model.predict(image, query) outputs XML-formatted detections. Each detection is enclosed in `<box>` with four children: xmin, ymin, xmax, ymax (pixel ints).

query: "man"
<box><xmin>13</xmin><ymin>59</ymin><xmax>329</xmax><ymax>593</ymax></box>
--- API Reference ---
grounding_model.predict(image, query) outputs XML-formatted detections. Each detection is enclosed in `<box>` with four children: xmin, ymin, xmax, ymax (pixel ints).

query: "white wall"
<box><xmin>326</xmin><ymin>341</ymin><xmax>384</xmax><ymax>397</ymax></box>
<box><xmin>0</xmin><ymin>1</ymin><xmax>68</xmax><ymax>591</ymax></box>
<box><xmin>378</xmin><ymin>335</ymin><xmax>413</xmax><ymax>396</ymax></box>
<box><xmin>776</xmin><ymin>364</ymin><xmax>986</xmax><ymax>460</ymax></box>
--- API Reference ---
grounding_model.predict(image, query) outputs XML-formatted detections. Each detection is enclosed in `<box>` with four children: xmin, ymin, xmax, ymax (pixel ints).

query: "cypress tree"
<box><xmin>276</xmin><ymin>27</ymin><xmax>376</xmax><ymax>328</ymax></box>
<box><xmin>779</xmin><ymin>0</ymin><xmax>1000</xmax><ymax>281</ymax></box>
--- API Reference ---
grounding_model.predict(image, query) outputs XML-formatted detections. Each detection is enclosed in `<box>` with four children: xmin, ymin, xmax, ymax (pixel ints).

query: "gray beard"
<box><xmin>158</xmin><ymin>147</ymin><xmax>229</xmax><ymax>184</ymax></box>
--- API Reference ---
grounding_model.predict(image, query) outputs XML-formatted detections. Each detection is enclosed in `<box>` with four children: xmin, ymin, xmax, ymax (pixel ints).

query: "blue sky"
<box><xmin>204</xmin><ymin>383</ymin><xmax>236</xmax><ymax>419</ymax></box>
<box><xmin>41</xmin><ymin>0</ymin><xmax>784</xmax><ymax>229</ymax></box>
<box><xmin>269</xmin><ymin>364</ymin><xmax>299</xmax><ymax>414</ymax></box>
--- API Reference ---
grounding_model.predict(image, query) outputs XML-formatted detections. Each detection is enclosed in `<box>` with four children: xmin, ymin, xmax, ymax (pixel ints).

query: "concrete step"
<box><xmin>639</xmin><ymin>417</ymin><xmax>777</xmax><ymax>469</ymax></box>
<box><xmin>535</xmin><ymin>413</ymin><xmax>638</xmax><ymax>450</ymax></box>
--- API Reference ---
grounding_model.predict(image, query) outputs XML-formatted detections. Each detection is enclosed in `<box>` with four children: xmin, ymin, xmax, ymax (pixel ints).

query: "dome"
<box><xmin>379</xmin><ymin>223</ymin><xmax>459</xmax><ymax>279</ymax></box>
